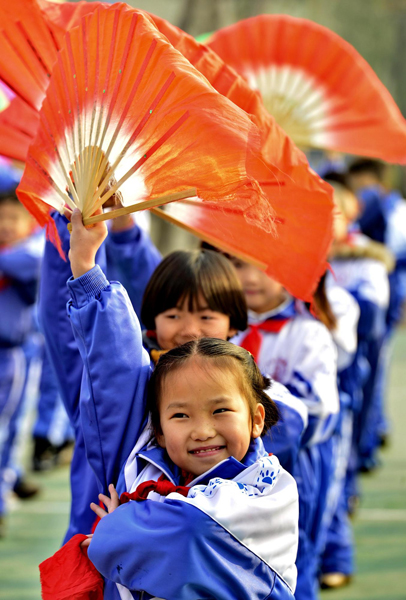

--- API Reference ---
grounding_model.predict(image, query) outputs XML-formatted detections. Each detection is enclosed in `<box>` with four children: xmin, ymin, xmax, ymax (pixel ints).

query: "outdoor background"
<box><xmin>0</xmin><ymin>1</ymin><xmax>406</xmax><ymax>599</ymax></box>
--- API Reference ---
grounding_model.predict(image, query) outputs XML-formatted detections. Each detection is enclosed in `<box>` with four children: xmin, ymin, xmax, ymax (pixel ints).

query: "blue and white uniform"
<box><xmin>0</xmin><ymin>231</ymin><xmax>43</xmax><ymax>515</ymax></box>
<box><xmin>232</xmin><ymin>299</ymin><xmax>339</xmax><ymax>600</ymax></box>
<box><xmin>38</xmin><ymin>213</ymin><xmax>160</xmax><ymax>541</ymax></box>
<box><xmin>319</xmin><ymin>277</ymin><xmax>360</xmax><ymax>577</ymax></box>
<box><xmin>67</xmin><ymin>266</ymin><xmax>299</xmax><ymax>600</ymax></box>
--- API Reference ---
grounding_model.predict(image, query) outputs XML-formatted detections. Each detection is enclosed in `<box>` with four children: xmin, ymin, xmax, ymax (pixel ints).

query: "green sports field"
<box><xmin>1</xmin><ymin>332</ymin><xmax>406</xmax><ymax>599</ymax></box>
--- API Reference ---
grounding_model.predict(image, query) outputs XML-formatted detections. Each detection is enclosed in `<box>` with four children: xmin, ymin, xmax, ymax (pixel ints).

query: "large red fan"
<box><xmin>18</xmin><ymin>5</ymin><xmax>280</xmax><ymax>259</ymax></box>
<box><xmin>36</xmin><ymin>1</ymin><xmax>334</xmax><ymax>300</ymax></box>
<box><xmin>204</xmin><ymin>14</ymin><xmax>406</xmax><ymax>163</ymax></box>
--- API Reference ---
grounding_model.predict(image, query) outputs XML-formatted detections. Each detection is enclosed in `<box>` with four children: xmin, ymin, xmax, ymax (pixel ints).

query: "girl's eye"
<box><xmin>201</xmin><ymin>315</ymin><xmax>213</xmax><ymax>321</ymax></box>
<box><xmin>170</xmin><ymin>413</ymin><xmax>188</xmax><ymax>419</ymax></box>
<box><xmin>166</xmin><ymin>314</ymin><xmax>179</xmax><ymax>319</ymax></box>
<box><xmin>213</xmin><ymin>408</ymin><xmax>230</xmax><ymax>414</ymax></box>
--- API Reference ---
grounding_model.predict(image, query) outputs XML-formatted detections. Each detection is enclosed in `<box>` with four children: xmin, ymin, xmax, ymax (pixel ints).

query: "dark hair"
<box><xmin>323</xmin><ymin>170</ymin><xmax>350</xmax><ymax>191</ymax></box>
<box><xmin>141</xmin><ymin>250</ymin><xmax>247</xmax><ymax>332</ymax></box>
<box><xmin>305</xmin><ymin>272</ymin><xmax>337</xmax><ymax>331</ymax></box>
<box><xmin>146</xmin><ymin>337</ymin><xmax>279</xmax><ymax>439</ymax></box>
<box><xmin>347</xmin><ymin>159</ymin><xmax>385</xmax><ymax>182</ymax></box>
<box><xmin>0</xmin><ymin>190</ymin><xmax>19</xmax><ymax>206</ymax></box>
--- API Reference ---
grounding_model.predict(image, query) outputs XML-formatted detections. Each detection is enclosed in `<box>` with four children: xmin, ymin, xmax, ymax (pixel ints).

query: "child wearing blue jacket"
<box><xmin>0</xmin><ymin>190</ymin><xmax>43</xmax><ymax>533</ymax></box>
<box><xmin>39</xmin><ymin>210</ymin><xmax>300</xmax><ymax>600</ymax></box>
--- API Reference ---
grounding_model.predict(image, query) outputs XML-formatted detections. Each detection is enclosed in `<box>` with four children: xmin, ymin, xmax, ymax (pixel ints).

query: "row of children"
<box><xmin>1</xmin><ymin>156</ymin><xmax>403</xmax><ymax>599</ymax></box>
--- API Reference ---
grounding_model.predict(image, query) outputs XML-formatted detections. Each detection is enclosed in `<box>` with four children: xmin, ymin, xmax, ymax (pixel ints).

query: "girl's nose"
<box><xmin>191</xmin><ymin>422</ymin><xmax>216</xmax><ymax>441</ymax></box>
<box><xmin>181</xmin><ymin>316</ymin><xmax>201</xmax><ymax>340</ymax></box>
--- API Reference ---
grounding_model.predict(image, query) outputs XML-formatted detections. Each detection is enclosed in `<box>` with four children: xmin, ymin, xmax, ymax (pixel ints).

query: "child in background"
<box><xmin>229</xmin><ymin>259</ymin><xmax>339</xmax><ymax>600</ymax></box>
<box><xmin>0</xmin><ymin>190</ymin><xmax>43</xmax><ymax>535</ymax></box>
<box><xmin>348</xmin><ymin>159</ymin><xmax>406</xmax><ymax>449</ymax></box>
<box><xmin>329</xmin><ymin>175</ymin><xmax>392</xmax><ymax>476</ymax></box>
<box><xmin>41</xmin><ymin>210</ymin><xmax>299</xmax><ymax>600</ymax></box>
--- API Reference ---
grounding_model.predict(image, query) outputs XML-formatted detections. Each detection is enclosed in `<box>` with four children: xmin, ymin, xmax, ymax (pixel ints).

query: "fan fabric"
<box><xmin>18</xmin><ymin>5</ymin><xmax>281</xmax><ymax>260</ymax></box>
<box><xmin>0</xmin><ymin>90</ymin><xmax>39</xmax><ymax>162</ymax></box>
<box><xmin>204</xmin><ymin>14</ymin><xmax>406</xmax><ymax>163</ymax></box>
<box><xmin>36</xmin><ymin>0</ymin><xmax>334</xmax><ymax>300</ymax></box>
<box><xmin>0</xmin><ymin>0</ymin><xmax>59</xmax><ymax>111</ymax></box>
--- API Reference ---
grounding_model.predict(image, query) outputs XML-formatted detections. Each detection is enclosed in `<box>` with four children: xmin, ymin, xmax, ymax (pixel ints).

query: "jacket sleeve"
<box><xmin>67</xmin><ymin>266</ymin><xmax>152</xmax><ymax>493</ymax></box>
<box><xmin>105</xmin><ymin>223</ymin><xmax>161</xmax><ymax>322</ymax></box>
<box><xmin>283</xmin><ymin>321</ymin><xmax>339</xmax><ymax>447</ymax></box>
<box><xmin>264</xmin><ymin>381</ymin><xmax>308</xmax><ymax>474</ymax></box>
<box><xmin>88</xmin><ymin>498</ymin><xmax>295</xmax><ymax>600</ymax></box>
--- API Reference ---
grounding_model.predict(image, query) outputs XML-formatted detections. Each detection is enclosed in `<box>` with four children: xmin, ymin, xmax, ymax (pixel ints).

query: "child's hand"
<box><xmin>90</xmin><ymin>483</ymin><xmax>120</xmax><ymax>520</ymax></box>
<box><xmin>68</xmin><ymin>208</ymin><xmax>107</xmax><ymax>279</ymax></box>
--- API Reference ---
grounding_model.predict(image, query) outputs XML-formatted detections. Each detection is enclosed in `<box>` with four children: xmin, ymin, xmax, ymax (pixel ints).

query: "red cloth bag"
<box><xmin>39</xmin><ymin>533</ymin><xmax>104</xmax><ymax>600</ymax></box>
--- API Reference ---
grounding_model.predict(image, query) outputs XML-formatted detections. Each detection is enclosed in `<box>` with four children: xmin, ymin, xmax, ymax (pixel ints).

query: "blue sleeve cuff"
<box><xmin>67</xmin><ymin>265</ymin><xmax>109</xmax><ymax>308</ymax></box>
<box><xmin>109</xmin><ymin>224</ymin><xmax>140</xmax><ymax>245</ymax></box>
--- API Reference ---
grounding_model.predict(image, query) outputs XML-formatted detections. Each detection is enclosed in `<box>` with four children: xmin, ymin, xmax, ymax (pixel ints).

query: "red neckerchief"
<box><xmin>240</xmin><ymin>318</ymin><xmax>291</xmax><ymax>362</ymax></box>
<box><xmin>120</xmin><ymin>472</ymin><xmax>194</xmax><ymax>503</ymax></box>
<box><xmin>39</xmin><ymin>534</ymin><xmax>104</xmax><ymax>600</ymax></box>
<box><xmin>0</xmin><ymin>276</ymin><xmax>11</xmax><ymax>291</ymax></box>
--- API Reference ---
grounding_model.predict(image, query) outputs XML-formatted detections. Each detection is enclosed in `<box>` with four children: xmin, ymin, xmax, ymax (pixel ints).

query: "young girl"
<box><xmin>43</xmin><ymin>211</ymin><xmax>299</xmax><ymax>599</ymax></box>
<box><xmin>78</xmin><ymin>338</ymin><xmax>300</xmax><ymax>600</ymax></box>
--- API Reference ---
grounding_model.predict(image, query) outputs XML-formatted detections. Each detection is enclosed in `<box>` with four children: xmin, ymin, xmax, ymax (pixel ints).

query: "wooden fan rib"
<box><xmin>93</xmin><ymin>110</ymin><xmax>190</xmax><ymax>214</ymax></box>
<box><xmin>92</xmin><ymin>36</ymin><xmax>159</xmax><ymax>199</ymax></box>
<box><xmin>84</xmin><ymin>11</ymin><xmax>140</xmax><ymax>214</ymax></box>
<box><xmin>65</xmin><ymin>35</ymin><xmax>85</xmax><ymax>204</ymax></box>
<box><xmin>96</xmin><ymin>70</ymin><xmax>177</xmax><ymax>204</ymax></box>
<box><xmin>38</xmin><ymin>107</ymin><xmax>80</xmax><ymax>207</ymax></box>
<box><xmin>27</xmin><ymin>154</ymin><xmax>74</xmax><ymax>210</ymax></box>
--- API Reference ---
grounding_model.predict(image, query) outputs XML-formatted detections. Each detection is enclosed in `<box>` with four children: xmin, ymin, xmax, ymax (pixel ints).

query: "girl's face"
<box><xmin>155</xmin><ymin>293</ymin><xmax>237</xmax><ymax>350</ymax></box>
<box><xmin>229</xmin><ymin>259</ymin><xmax>286</xmax><ymax>314</ymax></box>
<box><xmin>157</xmin><ymin>357</ymin><xmax>265</xmax><ymax>476</ymax></box>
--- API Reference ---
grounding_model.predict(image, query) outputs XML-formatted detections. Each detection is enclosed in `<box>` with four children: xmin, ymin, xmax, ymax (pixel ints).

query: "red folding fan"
<box><xmin>17</xmin><ymin>5</ymin><xmax>281</xmax><ymax>258</ymax></box>
<box><xmin>36</xmin><ymin>1</ymin><xmax>334</xmax><ymax>300</ymax></box>
<box><xmin>205</xmin><ymin>14</ymin><xmax>406</xmax><ymax>163</ymax></box>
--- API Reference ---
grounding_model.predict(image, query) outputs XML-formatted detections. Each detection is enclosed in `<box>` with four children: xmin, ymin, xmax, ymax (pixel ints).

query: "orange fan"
<box><xmin>0</xmin><ymin>83</ymin><xmax>39</xmax><ymax>162</ymax></box>
<box><xmin>205</xmin><ymin>14</ymin><xmax>406</xmax><ymax>163</ymax></box>
<box><xmin>37</xmin><ymin>1</ymin><xmax>334</xmax><ymax>300</ymax></box>
<box><xmin>0</xmin><ymin>0</ymin><xmax>60</xmax><ymax>111</ymax></box>
<box><xmin>17</xmin><ymin>5</ymin><xmax>277</xmax><ymax>256</ymax></box>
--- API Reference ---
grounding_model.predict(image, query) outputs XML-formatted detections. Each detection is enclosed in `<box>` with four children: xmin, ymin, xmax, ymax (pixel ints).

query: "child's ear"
<box><xmin>251</xmin><ymin>403</ymin><xmax>265</xmax><ymax>439</ymax></box>
<box><xmin>227</xmin><ymin>327</ymin><xmax>238</xmax><ymax>340</ymax></box>
<box><xmin>156</xmin><ymin>432</ymin><xmax>166</xmax><ymax>449</ymax></box>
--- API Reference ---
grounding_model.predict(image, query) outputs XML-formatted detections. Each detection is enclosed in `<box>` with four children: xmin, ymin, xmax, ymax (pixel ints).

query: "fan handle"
<box><xmin>67</xmin><ymin>188</ymin><xmax>197</xmax><ymax>231</ymax></box>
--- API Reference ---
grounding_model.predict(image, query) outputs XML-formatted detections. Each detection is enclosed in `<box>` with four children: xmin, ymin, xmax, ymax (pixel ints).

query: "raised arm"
<box><xmin>105</xmin><ymin>215</ymin><xmax>161</xmax><ymax>321</ymax></box>
<box><xmin>67</xmin><ymin>210</ymin><xmax>152</xmax><ymax>492</ymax></box>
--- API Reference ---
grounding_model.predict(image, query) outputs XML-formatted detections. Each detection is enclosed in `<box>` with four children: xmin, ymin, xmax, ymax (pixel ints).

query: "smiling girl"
<box><xmin>47</xmin><ymin>211</ymin><xmax>299</xmax><ymax>600</ymax></box>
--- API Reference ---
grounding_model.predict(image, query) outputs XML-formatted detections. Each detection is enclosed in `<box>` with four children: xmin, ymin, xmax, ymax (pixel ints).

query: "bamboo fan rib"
<box><xmin>206</xmin><ymin>15</ymin><xmax>406</xmax><ymax>163</ymax></box>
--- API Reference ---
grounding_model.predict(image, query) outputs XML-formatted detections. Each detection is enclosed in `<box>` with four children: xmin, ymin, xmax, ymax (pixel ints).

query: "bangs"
<box><xmin>141</xmin><ymin>250</ymin><xmax>247</xmax><ymax>331</ymax></box>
